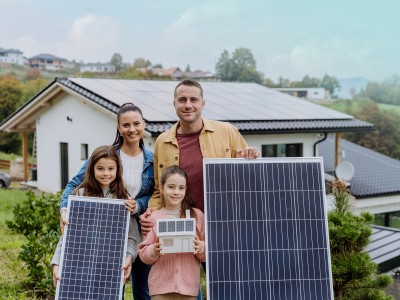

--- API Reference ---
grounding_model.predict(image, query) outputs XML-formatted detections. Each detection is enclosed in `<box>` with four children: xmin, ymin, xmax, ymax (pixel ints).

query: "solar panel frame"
<box><xmin>203</xmin><ymin>157</ymin><xmax>334</xmax><ymax>300</ymax></box>
<box><xmin>55</xmin><ymin>195</ymin><xmax>130</xmax><ymax>300</ymax></box>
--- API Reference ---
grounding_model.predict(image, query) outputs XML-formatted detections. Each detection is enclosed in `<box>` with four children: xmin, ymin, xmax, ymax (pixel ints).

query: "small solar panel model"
<box><xmin>156</xmin><ymin>210</ymin><xmax>196</xmax><ymax>254</ymax></box>
<box><xmin>204</xmin><ymin>158</ymin><xmax>334</xmax><ymax>300</ymax></box>
<box><xmin>55</xmin><ymin>195</ymin><xmax>130</xmax><ymax>300</ymax></box>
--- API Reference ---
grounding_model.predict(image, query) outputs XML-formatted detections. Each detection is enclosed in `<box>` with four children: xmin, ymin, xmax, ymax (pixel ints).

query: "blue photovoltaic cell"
<box><xmin>56</xmin><ymin>196</ymin><xmax>129</xmax><ymax>300</ymax></box>
<box><xmin>204</xmin><ymin>158</ymin><xmax>333</xmax><ymax>300</ymax></box>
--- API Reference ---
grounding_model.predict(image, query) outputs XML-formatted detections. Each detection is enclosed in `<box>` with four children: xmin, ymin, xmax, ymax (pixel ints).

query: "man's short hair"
<box><xmin>174</xmin><ymin>79</ymin><xmax>203</xmax><ymax>98</ymax></box>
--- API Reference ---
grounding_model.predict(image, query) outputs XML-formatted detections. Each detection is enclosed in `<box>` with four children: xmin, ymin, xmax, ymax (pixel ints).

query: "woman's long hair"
<box><xmin>112</xmin><ymin>103</ymin><xmax>145</xmax><ymax>149</ymax></box>
<box><xmin>160</xmin><ymin>165</ymin><xmax>195</xmax><ymax>218</ymax></box>
<box><xmin>74</xmin><ymin>145</ymin><xmax>128</xmax><ymax>199</ymax></box>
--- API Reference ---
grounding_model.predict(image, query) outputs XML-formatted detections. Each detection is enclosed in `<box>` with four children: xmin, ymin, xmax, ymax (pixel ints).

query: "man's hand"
<box><xmin>60</xmin><ymin>209</ymin><xmax>69</xmax><ymax>234</ymax></box>
<box><xmin>139</xmin><ymin>208</ymin><xmax>154</xmax><ymax>234</ymax></box>
<box><xmin>52</xmin><ymin>265</ymin><xmax>61</xmax><ymax>287</ymax></box>
<box><xmin>121</xmin><ymin>256</ymin><xmax>133</xmax><ymax>284</ymax></box>
<box><xmin>236</xmin><ymin>147</ymin><xmax>260</xmax><ymax>159</ymax></box>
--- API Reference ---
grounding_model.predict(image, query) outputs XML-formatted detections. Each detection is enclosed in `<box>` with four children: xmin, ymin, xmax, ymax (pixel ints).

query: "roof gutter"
<box><xmin>313</xmin><ymin>132</ymin><xmax>328</xmax><ymax>157</ymax></box>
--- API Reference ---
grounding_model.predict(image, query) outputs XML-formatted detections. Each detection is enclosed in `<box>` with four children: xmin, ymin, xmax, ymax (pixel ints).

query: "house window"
<box><xmin>374</xmin><ymin>212</ymin><xmax>400</xmax><ymax>229</ymax></box>
<box><xmin>81</xmin><ymin>144</ymin><xmax>88</xmax><ymax>160</ymax></box>
<box><xmin>262</xmin><ymin>143</ymin><xmax>303</xmax><ymax>157</ymax></box>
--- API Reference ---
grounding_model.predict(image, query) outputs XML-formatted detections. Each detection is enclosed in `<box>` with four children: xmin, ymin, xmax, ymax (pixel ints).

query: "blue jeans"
<box><xmin>131</xmin><ymin>255</ymin><xmax>151</xmax><ymax>300</ymax></box>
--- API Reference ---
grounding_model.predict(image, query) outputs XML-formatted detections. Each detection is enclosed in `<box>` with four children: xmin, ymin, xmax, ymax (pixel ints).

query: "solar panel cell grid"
<box><xmin>56</xmin><ymin>196</ymin><xmax>129</xmax><ymax>300</ymax></box>
<box><xmin>204</xmin><ymin>158</ymin><xmax>333</xmax><ymax>300</ymax></box>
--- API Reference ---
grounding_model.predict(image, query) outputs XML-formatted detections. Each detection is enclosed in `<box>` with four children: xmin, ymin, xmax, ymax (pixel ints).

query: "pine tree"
<box><xmin>329</xmin><ymin>179</ymin><xmax>393</xmax><ymax>300</ymax></box>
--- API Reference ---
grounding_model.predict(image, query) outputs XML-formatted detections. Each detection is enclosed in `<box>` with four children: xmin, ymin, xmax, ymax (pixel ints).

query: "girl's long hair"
<box><xmin>73</xmin><ymin>145</ymin><xmax>128</xmax><ymax>199</ymax></box>
<box><xmin>112</xmin><ymin>102</ymin><xmax>145</xmax><ymax>149</ymax></box>
<box><xmin>160</xmin><ymin>165</ymin><xmax>195</xmax><ymax>218</ymax></box>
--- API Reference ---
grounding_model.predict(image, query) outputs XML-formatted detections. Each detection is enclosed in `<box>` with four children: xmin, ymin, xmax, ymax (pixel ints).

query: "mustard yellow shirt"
<box><xmin>148</xmin><ymin>118</ymin><xmax>247</xmax><ymax>209</ymax></box>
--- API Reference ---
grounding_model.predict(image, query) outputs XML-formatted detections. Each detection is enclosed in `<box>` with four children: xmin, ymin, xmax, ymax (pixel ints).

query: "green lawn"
<box><xmin>0</xmin><ymin>188</ymin><xmax>31</xmax><ymax>299</ymax></box>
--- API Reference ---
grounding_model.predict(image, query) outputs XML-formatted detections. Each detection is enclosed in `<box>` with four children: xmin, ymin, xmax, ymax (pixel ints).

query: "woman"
<box><xmin>59</xmin><ymin>103</ymin><xmax>154</xmax><ymax>300</ymax></box>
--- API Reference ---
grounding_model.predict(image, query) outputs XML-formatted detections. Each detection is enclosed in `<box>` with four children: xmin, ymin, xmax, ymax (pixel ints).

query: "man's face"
<box><xmin>173</xmin><ymin>85</ymin><xmax>205</xmax><ymax>125</ymax></box>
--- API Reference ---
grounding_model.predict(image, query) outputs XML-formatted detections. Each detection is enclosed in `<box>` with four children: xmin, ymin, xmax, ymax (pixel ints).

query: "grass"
<box><xmin>0</xmin><ymin>187</ymin><xmax>31</xmax><ymax>299</ymax></box>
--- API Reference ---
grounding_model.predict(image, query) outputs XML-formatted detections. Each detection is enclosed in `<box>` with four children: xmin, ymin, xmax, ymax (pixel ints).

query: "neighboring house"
<box><xmin>0</xmin><ymin>47</ymin><xmax>24</xmax><ymax>65</ymax></box>
<box><xmin>275</xmin><ymin>87</ymin><xmax>329</xmax><ymax>100</ymax></box>
<box><xmin>163</xmin><ymin>67</ymin><xmax>218</xmax><ymax>81</ymax></box>
<box><xmin>29</xmin><ymin>53</ymin><xmax>67</xmax><ymax>71</ymax></box>
<box><xmin>80</xmin><ymin>63</ymin><xmax>116</xmax><ymax>73</ymax></box>
<box><xmin>0</xmin><ymin>78</ymin><xmax>372</xmax><ymax>193</ymax></box>
<box><xmin>318</xmin><ymin>137</ymin><xmax>400</xmax><ymax>272</ymax></box>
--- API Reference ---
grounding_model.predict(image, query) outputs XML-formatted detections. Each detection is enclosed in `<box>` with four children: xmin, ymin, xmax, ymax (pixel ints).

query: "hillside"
<box><xmin>0</xmin><ymin>62</ymin><xmax>78</xmax><ymax>81</ymax></box>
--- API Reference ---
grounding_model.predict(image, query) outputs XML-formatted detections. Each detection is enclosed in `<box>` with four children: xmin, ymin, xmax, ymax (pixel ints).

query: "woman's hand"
<box><xmin>153</xmin><ymin>237</ymin><xmax>162</xmax><ymax>256</ymax></box>
<box><xmin>139</xmin><ymin>208</ymin><xmax>154</xmax><ymax>234</ymax></box>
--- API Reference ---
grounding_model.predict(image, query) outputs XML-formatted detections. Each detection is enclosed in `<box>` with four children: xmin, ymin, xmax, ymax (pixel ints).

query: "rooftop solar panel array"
<box><xmin>56</xmin><ymin>196</ymin><xmax>129</xmax><ymax>300</ymax></box>
<box><xmin>204</xmin><ymin>158</ymin><xmax>333</xmax><ymax>300</ymax></box>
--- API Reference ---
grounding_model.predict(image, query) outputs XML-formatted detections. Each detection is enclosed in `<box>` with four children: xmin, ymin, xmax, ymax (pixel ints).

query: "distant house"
<box><xmin>29</xmin><ymin>53</ymin><xmax>68</xmax><ymax>71</ymax></box>
<box><xmin>80</xmin><ymin>63</ymin><xmax>115</xmax><ymax>73</ymax></box>
<box><xmin>163</xmin><ymin>67</ymin><xmax>218</xmax><ymax>81</ymax></box>
<box><xmin>0</xmin><ymin>47</ymin><xmax>24</xmax><ymax>65</ymax></box>
<box><xmin>0</xmin><ymin>78</ymin><xmax>372</xmax><ymax>192</ymax></box>
<box><xmin>274</xmin><ymin>87</ymin><xmax>329</xmax><ymax>100</ymax></box>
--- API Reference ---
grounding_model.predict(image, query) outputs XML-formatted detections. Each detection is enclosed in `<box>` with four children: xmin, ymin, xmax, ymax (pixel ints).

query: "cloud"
<box><xmin>57</xmin><ymin>14</ymin><xmax>123</xmax><ymax>62</ymax></box>
<box><xmin>264</xmin><ymin>37</ymin><xmax>378</xmax><ymax>80</ymax></box>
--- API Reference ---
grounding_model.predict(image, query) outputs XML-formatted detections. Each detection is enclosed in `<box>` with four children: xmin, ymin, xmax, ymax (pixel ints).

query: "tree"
<box><xmin>133</xmin><ymin>57</ymin><xmax>151</xmax><ymax>69</ymax></box>
<box><xmin>329</xmin><ymin>179</ymin><xmax>393</xmax><ymax>300</ymax></box>
<box><xmin>110</xmin><ymin>53</ymin><xmax>123</xmax><ymax>71</ymax></box>
<box><xmin>185</xmin><ymin>64</ymin><xmax>191</xmax><ymax>72</ymax></box>
<box><xmin>321</xmin><ymin>74</ymin><xmax>340</xmax><ymax>97</ymax></box>
<box><xmin>343</xmin><ymin>100</ymin><xmax>400</xmax><ymax>159</ymax></box>
<box><xmin>0</xmin><ymin>76</ymin><xmax>23</xmax><ymax>153</ymax></box>
<box><xmin>215</xmin><ymin>48</ymin><xmax>263</xmax><ymax>83</ymax></box>
<box><xmin>359</xmin><ymin>75</ymin><xmax>400</xmax><ymax>105</ymax></box>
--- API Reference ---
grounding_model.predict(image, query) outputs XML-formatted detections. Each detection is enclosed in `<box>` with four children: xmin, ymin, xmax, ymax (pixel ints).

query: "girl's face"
<box><xmin>94</xmin><ymin>157</ymin><xmax>117</xmax><ymax>189</ymax></box>
<box><xmin>160</xmin><ymin>173</ymin><xmax>187</xmax><ymax>210</ymax></box>
<box><xmin>117</xmin><ymin>111</ymin><xmax>145</xmax><ymax>145</ymax></box>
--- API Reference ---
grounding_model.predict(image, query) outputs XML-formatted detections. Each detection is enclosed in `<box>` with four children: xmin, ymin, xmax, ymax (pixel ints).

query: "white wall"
<box><xmin>243</xmin><ymin>133</ymin><xmax>318</xmax><ymax>157</ymax></box>
<box><xmin>36</xmin><ymin>94</ymin><xmax>116</xmax><ymax>192</ymax></box>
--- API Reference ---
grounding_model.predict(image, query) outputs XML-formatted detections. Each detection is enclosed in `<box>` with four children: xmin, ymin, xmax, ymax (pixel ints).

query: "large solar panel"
<box><xmin>204</xmin><ymin>158</ymin><xmax>333</xmax><ymax>300</ymax></box>
<box><xmin>56</xmin><ymin>195</ymin><xmax>129</xmax><ymax>300</ymax></box>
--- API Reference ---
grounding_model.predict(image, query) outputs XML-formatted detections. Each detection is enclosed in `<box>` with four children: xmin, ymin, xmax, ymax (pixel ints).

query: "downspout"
<box><xmin>313</xmin><ymin>132</ymin><xmax>328</xmax><ymax>157</ymax></box>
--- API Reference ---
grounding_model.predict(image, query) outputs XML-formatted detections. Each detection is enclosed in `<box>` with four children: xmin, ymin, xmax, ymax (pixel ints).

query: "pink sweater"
<box><xmin>138</xmin><ymin>208</ymin><xmax>206</xmax><ymax>297</ymax></box>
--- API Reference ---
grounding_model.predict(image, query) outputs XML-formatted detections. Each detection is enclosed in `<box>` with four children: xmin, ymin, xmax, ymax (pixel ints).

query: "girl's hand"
<box><xmin>52</xmin><ymin>265</ymin><xmax>61</xmax><ymax>287</ymax></box>
<box><xmin>60</xmin><ymin>209</ymin><xmax>69</xmax><ymax>234</ymax></box>
<box><xmin>124</xmin><ymin>197</ymin><xmax>137</xmax><ymax>213</ymax></box>
<box><xmin>153</xmin><ymin>237</ymin><xmax>162</xmax><ymax>255</ymax></box>
<box><xmin>121</xmin><ymin>256</ymin><xmax>133</xmax><ymax>284</ymax></box>
<box><xmin>194</xmin><ymin>235</ymin><xmax>204</xmax><ymax>254</ymax></box>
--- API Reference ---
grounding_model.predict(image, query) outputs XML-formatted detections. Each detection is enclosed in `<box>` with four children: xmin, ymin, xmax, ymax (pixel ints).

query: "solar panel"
<box><xmin>56</xmin><ymin>195</ymin><xmax>130</xmax><ymax>300</ymax></box>
<box><xmin>204</xmin><ymin>158</ymin><xmax>333</xmax><ymax>300</ymax></box>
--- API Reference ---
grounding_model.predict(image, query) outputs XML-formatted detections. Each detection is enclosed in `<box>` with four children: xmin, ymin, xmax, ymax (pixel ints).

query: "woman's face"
<box><xmin>117</xmin><ymin>111</ymin><xmax>145</xmax><ymax>145</ymax></box>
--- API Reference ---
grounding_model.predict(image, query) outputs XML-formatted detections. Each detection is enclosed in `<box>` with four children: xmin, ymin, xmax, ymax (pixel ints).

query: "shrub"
<box><xmin>6</xmin><ymin>190</ymin><xmax>61</xmax><ymax>298</ymax></box>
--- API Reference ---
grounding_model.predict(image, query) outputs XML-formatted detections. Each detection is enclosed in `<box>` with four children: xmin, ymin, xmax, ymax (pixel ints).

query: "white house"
<box><xmin>0</xmin><ymin>48</ymin><xmax>24</xmax><ymax>65</ymax></box>
<box><xmin>274</xmin><ymin>87</ymin><xmax>329</xmax><ymax>100</ymax></box>
<box><xmin>80</xmin><ymin>63</ymin><xmax>116</xmax><ymax>73</ymax></box>
<box><xmin>0</xmin><ymin>78</ymin><xmax>372</xmax><ymax>193</ymax></box>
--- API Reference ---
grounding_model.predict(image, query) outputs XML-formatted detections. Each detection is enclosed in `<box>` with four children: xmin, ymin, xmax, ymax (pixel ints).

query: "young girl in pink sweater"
<box><xmin>139</xmin><ymin>165</ymin><xmax>205</xmax><ymax>300</ymax></box>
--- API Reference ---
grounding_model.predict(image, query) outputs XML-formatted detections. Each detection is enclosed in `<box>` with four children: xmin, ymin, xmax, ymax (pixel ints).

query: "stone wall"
<box><xmin>386</xmin><ymin>277</ymin><xmax>400</xmax><ymax>299</ymax></box>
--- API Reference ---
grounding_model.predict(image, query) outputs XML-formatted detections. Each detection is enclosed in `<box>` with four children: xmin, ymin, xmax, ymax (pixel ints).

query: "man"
<box><xmin>140</xmin><ymin>79</ymin><xmax>259</xmax><ymax>229</ymax></box>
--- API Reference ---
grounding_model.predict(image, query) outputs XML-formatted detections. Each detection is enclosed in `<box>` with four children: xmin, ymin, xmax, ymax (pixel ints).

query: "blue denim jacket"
<box><xmin>60</xmin><ymin>145</ymin><xmax>155</xmax><ymax>215</ymax></box>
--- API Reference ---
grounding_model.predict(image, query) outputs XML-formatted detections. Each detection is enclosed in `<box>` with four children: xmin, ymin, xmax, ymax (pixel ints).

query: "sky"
<box><xmin>1</xmin><ymin>0</ymin><xmax>399</xmax><ymax>82</ymax></box>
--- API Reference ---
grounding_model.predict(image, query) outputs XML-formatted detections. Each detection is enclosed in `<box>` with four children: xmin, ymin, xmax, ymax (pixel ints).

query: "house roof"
<box><xmin>29</xmin><ymin>53</ymin><xmax>67</xmax><ymax>61</ymax></box>
<box><xmin>366</xmin><ymin>225</ymin><xmax>400</xmax><ymax>273</ymax></box>
<box><xmin>0</xmin><ymin>78</ymin><xmax>373</xmax><ymax>135</ymax></box>
<box><xmin>318</xmin><ymin>137</ymin><xmax>400</xmax><ymax>198</ymax></box>
<box><xmin>0</xmin><ymin>48</ymin><xmax>23</xmax><ymax>54</ymax></box>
